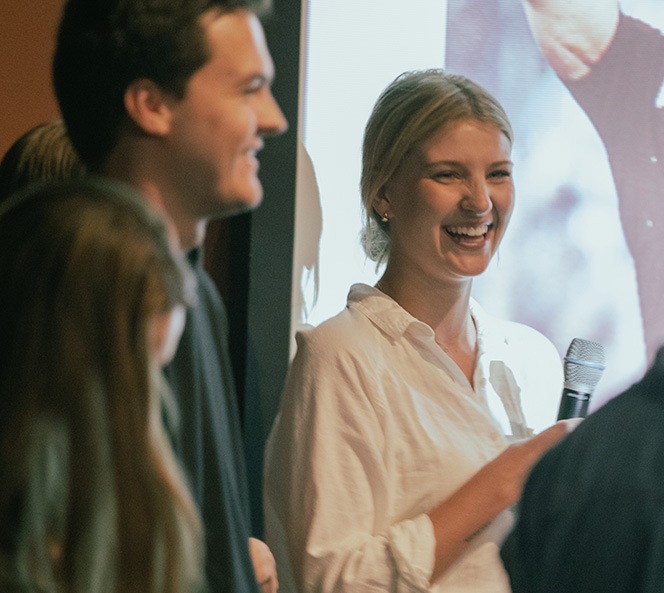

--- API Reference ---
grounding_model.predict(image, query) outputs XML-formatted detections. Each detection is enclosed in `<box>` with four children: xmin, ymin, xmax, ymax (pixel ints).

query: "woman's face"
<box><xmin>375</xmin><ymin>118</ymin><xmax>514</xmax><ymax>284</ymax></box>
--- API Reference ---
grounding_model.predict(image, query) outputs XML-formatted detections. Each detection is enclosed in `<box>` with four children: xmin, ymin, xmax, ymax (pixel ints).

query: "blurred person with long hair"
<box><xmin>0</xmin><ymin>180</ymin><xmax>204</xmax><ymax>593</ymax></box>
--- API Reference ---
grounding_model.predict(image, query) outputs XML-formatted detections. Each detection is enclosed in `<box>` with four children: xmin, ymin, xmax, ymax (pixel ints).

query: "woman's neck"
<box><xmin>376</xmin><ymin>265</ymin><xmax>478</xmax><ymax>385</ymax></box>
<box><xmin>376</xmin><ymin>265</ymin><xmax>471</xmax><ymax>330</ymax></box>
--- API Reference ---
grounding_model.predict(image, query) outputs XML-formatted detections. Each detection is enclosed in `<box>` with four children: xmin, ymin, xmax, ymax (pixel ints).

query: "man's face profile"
<box><xmin>164</xmin><ymin>9</ymin><xmax>288</xmax><ymax>221</ymax></box>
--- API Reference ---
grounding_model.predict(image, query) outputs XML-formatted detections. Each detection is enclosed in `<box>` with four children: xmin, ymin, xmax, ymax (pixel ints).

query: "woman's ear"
<box><xmin>123</xmin><ymin>79</ymin><xmax>173</xmax><ymax>136</ymax></box>
<box><xmin>372</xmin><ymin>186</ymin><xmax>391</xmax><ymax>220</ymax></box>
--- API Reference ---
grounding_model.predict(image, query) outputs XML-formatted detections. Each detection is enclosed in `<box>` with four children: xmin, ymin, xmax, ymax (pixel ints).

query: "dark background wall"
<box><xmin>232</xmin><ymin>0</ymin><xmax>301</xmax><ymax>535</ymax></box>
<box><xmin>0</xmin><ymin>0</ymin><xmax>65</xmax><ymax>157</ymax></box>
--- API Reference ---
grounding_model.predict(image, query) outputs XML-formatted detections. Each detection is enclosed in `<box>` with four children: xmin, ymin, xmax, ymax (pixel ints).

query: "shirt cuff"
<box><xmin>387</xmin><ymin>513</ymin><xmax>436</xmax><ymax>592</ymax></box>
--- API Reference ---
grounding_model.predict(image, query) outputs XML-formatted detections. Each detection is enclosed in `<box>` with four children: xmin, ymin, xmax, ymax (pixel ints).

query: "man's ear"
<box><xmin>123</xmin><ymin>79</ymin><xmax>173</xmax><ymax>136</ymax></box>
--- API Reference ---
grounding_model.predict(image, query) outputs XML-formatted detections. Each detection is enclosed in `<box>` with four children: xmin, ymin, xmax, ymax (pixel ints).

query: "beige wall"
<box><xmin>0</xmin><ymin>0</ymin><xmax>66</xmax><ymax>157</ymax></box>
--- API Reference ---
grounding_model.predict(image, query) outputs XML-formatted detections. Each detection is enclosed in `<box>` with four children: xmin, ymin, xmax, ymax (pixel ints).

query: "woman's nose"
<box><xmin>461</xmin><ymin>179</ymin><xmax>492</xmax><ymax>215</ymax></box>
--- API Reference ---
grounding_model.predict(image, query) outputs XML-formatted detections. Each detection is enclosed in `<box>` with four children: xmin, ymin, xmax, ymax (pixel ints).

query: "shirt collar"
<box><xmin>348</xmin><ymin>282</ymin><xmax>489</xmax><ymax>344</ymax></box>
<box><xmin>347</xmin><ymin>283</ymin><xmax>438</xmax><ymax>341</ymax></box>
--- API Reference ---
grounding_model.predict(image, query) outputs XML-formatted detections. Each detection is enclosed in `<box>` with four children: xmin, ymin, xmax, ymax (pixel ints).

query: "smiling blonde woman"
<box><xmin>264</xmin><ymin>69</ymin><xmax>578</xmax><ymax>593</ymax></box>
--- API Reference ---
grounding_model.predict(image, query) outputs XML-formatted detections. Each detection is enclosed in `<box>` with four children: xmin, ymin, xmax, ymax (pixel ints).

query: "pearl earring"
<box><xmin>381</xmin><ymin>211</ymin><xmax>389</xmax><ymax>222</ymax></box>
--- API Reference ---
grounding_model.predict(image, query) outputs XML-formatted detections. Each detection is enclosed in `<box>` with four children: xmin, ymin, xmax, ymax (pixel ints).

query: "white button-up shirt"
<box><xmin>264</xmin><ymin>284</ymin><xmax>563</xmax><ymax>593</ymax></box>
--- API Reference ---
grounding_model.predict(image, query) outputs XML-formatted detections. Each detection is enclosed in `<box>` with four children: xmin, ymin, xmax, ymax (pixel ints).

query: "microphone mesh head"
<box><xmin>564</xmin><ymin>338</ymin><xmax>606</xmax><ymax>392</ymax></box>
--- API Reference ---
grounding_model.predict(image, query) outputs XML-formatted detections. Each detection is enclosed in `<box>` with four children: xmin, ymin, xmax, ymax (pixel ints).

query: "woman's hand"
<box><xmin>428</xmin><ymin>418</ymin><xmax>581</xmax><ymax>583</ymax></box>
<box><xmin>487</xmin><ymin>418</ymin><xmax>583</xmax><ymax>505</ymax></box>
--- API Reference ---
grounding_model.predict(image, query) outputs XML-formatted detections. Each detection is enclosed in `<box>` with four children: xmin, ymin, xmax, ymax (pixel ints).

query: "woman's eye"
<box><xmin>434</xmin><ymin>171</ymin><xmax>457</xmax><ymax>180</ymax></box>
<box><xmin>489</xmin><ymin>169</ymin><xmax>512</xmax><ymax>179</ymax></box>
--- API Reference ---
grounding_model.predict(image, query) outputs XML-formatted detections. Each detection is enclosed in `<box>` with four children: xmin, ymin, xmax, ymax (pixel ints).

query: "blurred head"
<box><xmin>0</xmin><ymin>180</ymin><xmax>201</xmax><ymax>593</ymax></box>
<box><xmin>501</xmin><ymin>350</ymin><xmax>664</xmax><ymax>593</ymax></box>
<box><xmin>0</xmin><ymin>179</ymin><xmax>195</xmax><ymax>384</ymax></box>
<box><xmin>54</xmin><ymin>0</ymin><xmax>269</xmax><ymax>169</ymax></box>
<box><xmin>0</xmin><ymin>120</ymin><xmax>85</xmax><ymax>202</ymax></box>
<box><xmin>158</xmin><ymin>8</ymin><xmax>288</xmax><ymax>222</ymax></box>
<box><xmin>53</xmin><ymin>0</ymin><xmax>287</xmax><ymax>226</ymax></box>
<box><xmin>360</xmin><ymin>69</ymin><xmax>513</xmax><ymax>267</ymax></box>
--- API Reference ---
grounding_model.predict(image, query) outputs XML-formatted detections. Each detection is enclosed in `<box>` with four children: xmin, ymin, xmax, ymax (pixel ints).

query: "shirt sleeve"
<box><xmin>564</xmin><ymin>13</ymin><xmax>664</xmax><ymax>149</ymax></box>
<box><xmin>264</xmin><ymin>324</ymin><xmax>436</xmax><ymax>593</ymax></box>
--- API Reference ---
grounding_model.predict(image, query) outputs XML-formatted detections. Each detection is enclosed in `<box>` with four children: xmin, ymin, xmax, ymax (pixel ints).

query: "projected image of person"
<box><xmin>521</xmin><ymin>0</ymin><xmax>664</xmax><ymax>365</ymax></box>
<box><xmin>264</xmin><ymin>69</ymin><xmax>580</xmax><ymax>593</ymax></box>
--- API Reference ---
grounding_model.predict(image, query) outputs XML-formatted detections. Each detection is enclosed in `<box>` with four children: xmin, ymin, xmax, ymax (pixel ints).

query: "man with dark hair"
<box><xmin>53</xmin><ymin>1</ymin><xmax>287</xmax><ymax>592</ymax></box>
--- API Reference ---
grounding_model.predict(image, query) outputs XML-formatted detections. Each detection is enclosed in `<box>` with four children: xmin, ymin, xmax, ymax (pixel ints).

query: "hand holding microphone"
<box><xmin>488</xmin><ymin>339</ymin><xmax>605</xmax><ymax>510</ymax></box>
<box><xmin>557</xmin><ymin>338</ymin><xmax>606</xmax><ymax>420</ymax></box>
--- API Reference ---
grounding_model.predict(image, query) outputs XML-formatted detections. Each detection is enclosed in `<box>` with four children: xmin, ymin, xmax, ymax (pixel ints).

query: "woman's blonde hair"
<box><xmin>0</xmin><ymin>120</ymin><xmax>85</xmax><ymax>203</ymax></box>
<box><xmin>0</xmin><ymin>180</ymin><xmax>203</xmax><ymax>593</ymax></box>
<box><xmin>360</xmin><ymin>68</ymin><xmax>513</xmax><ymax>266</ymax></box>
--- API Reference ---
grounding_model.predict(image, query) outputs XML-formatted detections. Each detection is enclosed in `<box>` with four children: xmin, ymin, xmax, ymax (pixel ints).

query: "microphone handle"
<box><xmin>557</xmin><ymin>387</ymin><xmax>590</xmax><ymax>420</ymax></box>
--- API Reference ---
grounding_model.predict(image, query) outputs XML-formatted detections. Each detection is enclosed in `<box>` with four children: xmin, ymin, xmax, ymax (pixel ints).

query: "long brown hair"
<box><xmin>0</xmin><ymin>179</ymin><xmax>203</xmax><ymax>593</ymax></box>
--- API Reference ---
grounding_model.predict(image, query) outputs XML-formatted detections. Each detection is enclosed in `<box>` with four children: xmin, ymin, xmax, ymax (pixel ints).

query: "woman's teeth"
<box><xmin>446</xmin><ymin>224</ymin><xmax>490</xmax><ymax>238</ymax></box>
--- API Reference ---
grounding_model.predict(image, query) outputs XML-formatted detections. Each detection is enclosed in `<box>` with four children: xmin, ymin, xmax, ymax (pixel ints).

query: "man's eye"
<box><xmin>243</xmin><ymin>76</ymin><xmax>269</xmax><ymax>95</ymax></box>
<box><xmin>244</xmin><ymin>84</ymin><xmax>262</xmax><ymax>95</ymax></box>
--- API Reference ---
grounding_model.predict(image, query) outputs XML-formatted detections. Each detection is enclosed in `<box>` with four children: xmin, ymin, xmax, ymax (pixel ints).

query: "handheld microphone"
<box><xmin>557</xmin><ymin>338</ymin><xmax>606</xmax><ymax>420</ymax></box>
